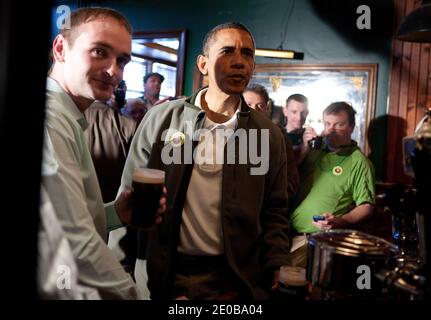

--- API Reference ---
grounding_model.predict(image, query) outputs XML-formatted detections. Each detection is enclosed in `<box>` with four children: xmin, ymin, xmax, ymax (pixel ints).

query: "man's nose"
<box><xmin>106</xmin><ymin>59</ymin><xmax>121</xmax><ymax>77</ymax></box>
<box><xmin>326</xmin><ymin>125</ymin><xmax>335</xmax><ymax>133</ymax></box>
<box><xmin>231</xmin><ymin>51</ymin><xmax>245</xmax><ymax>68</ymax></box>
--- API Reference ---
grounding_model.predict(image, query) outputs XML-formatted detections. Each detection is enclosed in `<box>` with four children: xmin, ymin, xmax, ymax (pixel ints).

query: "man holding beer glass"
<box><xmin>42</xmin><ymin>7</ymin><xmax>165</xmax><ymax>299</ymax></box>
<box><xmin>120</xmin><ymin>22</ymin><xmax>291</xmax><ymax>300</ymax></box>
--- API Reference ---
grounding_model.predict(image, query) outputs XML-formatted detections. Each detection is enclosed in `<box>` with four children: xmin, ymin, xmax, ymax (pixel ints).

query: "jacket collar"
<box><xmin>183</xmin><ymin>89</ymin><xmax>205</xmax><ymax>131</ymax></box>
<box><xmin>237</xmin><ymin>94</ymin><xmax>251</xmax><ymax>129</ymax></box>
<box><xmin>184</xmin><ymin>86</ymin><xmax>251</xmax><ymax>130</ymax></box>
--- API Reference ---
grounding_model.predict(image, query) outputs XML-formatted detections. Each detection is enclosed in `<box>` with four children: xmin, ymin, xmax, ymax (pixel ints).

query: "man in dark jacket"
<box><xmin>243</xmin><ymin>83</ymin><xmax>300</xmax><ymax>199</ymax></box>
<box><xmin>120</xmin><ymin>22</ymin><xmax>291</xmax><ymax>300</ymax></box>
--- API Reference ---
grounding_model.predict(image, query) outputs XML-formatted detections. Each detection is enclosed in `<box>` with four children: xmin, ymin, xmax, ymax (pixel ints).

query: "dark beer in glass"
<box><xmin>131</xmin><ymin>168</ymin><xmax>165</xmax><ymax>229</ymax></box>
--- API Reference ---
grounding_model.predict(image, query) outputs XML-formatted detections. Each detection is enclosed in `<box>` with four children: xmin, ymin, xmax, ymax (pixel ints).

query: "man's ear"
<box><xmin>196</xmin><ymin>54</ymin><xmax>208</xmax><ymax>76</ymax></box>
<box><xmin>52</xmin><ymin>34</ymin><xmax>67</xmax><ymax>62</ymax></box>
<box><xmin>283</xmin><ymin>106</ymin><xmax>288</xmax><ymax>117</ymax></box>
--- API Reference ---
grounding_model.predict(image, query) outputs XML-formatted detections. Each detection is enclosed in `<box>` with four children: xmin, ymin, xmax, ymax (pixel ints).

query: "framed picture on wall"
<box><xmin>193</xmin><ymin>63</ymin><xmax>377</xmax><ymax>155</ymax></box>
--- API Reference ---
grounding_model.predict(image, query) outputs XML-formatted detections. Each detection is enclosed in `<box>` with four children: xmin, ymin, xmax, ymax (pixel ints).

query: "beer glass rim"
<box><xmin>133</xmin><ymin>168</ymin><xmax>165</xmax><ymax>184</ymax></box>
<box><xmin>279</xmin><ymin>266</ymin><xmax>307</xmax><ymax>286</ymax></box>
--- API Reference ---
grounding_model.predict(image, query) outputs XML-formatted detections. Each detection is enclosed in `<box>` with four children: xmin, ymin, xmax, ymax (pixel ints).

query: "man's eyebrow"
<box><xmin>218</xmin><ymin>46</ymin><xmax>254</xmax><ymax>54</ymax></box>
<box><xmin>91</xmin><ymin>41</ymin><xmax>131</xmax><ymax>61</ymax></box>
<box><xmin>241</xmin><ymin>47</ymin><xmax>254</xmax><ymax>54</ymax></box>
<box><xmin>219</xmin><ymin>46</ymin><xmax>234</xmax><ymax>51</ymax></box>
<box><xmin>121</xmin><ymin>53</ymin><xmax>132</xmax><ymax>63</ymax></box>
<box><xmin>91</xmin><ymin>41</ymin><xmax>113</xmax><ymax>50</ymax></box>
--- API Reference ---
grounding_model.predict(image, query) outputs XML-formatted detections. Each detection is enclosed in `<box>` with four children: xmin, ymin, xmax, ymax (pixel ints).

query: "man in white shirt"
<box><xmin>121</xmin><ymin>22</ymin><xmax>291</xmax><ymax>300</ymax></box>
<box><xmin>42</xmin><ymin>7</ymin><xmax>165</xmax><ymax>299</ymax></box>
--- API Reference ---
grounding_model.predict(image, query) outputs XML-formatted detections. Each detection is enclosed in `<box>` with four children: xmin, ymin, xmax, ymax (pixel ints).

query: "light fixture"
<box><xmin>397</xmin><ymin>0</ymin><xmax>431</xmax><ymax>43</ymax></box>
<box><xmin>255</xmin><ymin>48</ymin><xmax>304</xmax><ymax>60</ymax></box>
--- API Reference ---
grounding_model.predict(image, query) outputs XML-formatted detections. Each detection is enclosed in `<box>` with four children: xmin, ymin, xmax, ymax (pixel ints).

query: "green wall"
<box><xmin>55</xmin><ymin>0</ymin><xmax>394</xmax><ymax>179</ymax></box>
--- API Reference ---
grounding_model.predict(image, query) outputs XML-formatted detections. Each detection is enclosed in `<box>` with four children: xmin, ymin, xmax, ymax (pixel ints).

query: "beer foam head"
<box><xmin>133</xmin><ymin>168</ymin><xmax>165</xmax><ymax>184</ymax></box>
<box><xmin>279</xmin><ymin>266</ymin><xmax>307</xmax><ymax>286</ymax></box>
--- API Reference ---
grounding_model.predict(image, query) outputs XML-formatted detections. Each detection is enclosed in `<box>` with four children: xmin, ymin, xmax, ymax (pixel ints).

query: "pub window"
<box><xmin>123</xmin><ymin>29</ymin><xmax>186</xmax><ymax>100</ymax></box>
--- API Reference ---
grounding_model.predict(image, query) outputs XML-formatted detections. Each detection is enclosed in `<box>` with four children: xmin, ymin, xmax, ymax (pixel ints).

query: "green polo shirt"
<box><xmin>290</xmin><ymin>142</ymin><xmax>375</xmax><ymax>233</ymax></box>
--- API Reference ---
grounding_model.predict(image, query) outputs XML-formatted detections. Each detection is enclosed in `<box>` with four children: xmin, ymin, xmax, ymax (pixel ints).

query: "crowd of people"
<box><xmin>38</xmin><ymin>6</ymin><xmax>376</xmax><ymax>300</ymax></box>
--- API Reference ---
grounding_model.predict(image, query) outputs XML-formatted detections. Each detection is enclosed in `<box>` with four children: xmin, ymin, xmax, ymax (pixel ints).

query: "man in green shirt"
<box><xmin>288</xmin><ymin>102</ymin><xmax>375</xmax><ymax>267</ymax></box>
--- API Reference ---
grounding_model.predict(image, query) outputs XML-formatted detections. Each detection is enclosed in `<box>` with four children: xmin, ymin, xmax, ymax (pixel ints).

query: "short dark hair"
<box><xmin>143</xmin><ymin>72</ymin><xmax>165</xmax><ymax>84</ymax></box>
<box><xmin>286</xmin><ymin>94</ymin><xmax>308</xmax><ymax>108</ymax></box>
<box><xmin>244</xmin><ymin>83</ymin><xmax>269</xmax><ymax>103</ymax></box>
<box><xmin>202</xmin><ymin>22</ymin><xmax>255</xmax><ymax>55</ymax></box>
<box><xmin>324</xmin><ymin>101</ymin><xmax>356</xmax><ymax>127</ymax></box>
<box><xmin>60</xmin><ymin>7</ymin><xmax>132</xmax><ymax>47</ymax></box>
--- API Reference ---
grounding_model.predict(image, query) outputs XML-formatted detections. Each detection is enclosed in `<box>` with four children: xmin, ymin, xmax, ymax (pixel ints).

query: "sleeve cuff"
<box><xmin>105</xmin><ymin>201</ymin><xmax>124</xmax><ymax>232</ymax></box>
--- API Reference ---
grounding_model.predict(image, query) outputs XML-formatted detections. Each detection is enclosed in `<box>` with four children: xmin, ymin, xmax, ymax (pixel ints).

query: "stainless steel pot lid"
<box><xmin>308</xmin><ymin>229</ymin><xmax>399</xmax><ymax>257</ymax></box>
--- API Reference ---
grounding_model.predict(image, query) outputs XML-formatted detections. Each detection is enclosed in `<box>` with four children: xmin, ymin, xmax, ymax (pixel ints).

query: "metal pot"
<box><xmin>307</xmin><ymin>229</ymin><xmax>399</xmax><ymax>298</ymax></box>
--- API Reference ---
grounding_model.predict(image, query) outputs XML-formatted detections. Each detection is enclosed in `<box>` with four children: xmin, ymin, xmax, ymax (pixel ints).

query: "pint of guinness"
<box><xmin>131</xmin><ymin>168</ymin><xmax>165</xmax><ymax>229</ymax></box>
<box><xmin>275</xmin><ymin>266</ymin><xmax>309</xmax><ymax>300</ymax></box>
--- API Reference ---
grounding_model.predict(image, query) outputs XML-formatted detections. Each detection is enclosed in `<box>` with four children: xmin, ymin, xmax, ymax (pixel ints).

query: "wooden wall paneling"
<box><xmin>428</xmin><ymin>48</ymin><xmax>431</xmax><ymax>109</ymax></box>
<box><xmin>429</xmin><ymin>50</ymin><xmax>431</xmax><ymax>109</ymax></box>
<box><xmin>400</xmin><ymin>0</ymin><xmax>414</xmax><ymax>136</ymax></box>
<box><xmin>427</xmin><ymin>46</ymin><xmax>431</xmax><ymax>109</ymax></box>
<box><xmin>407</xmin><ymin>42</ymin><xmax>420</xmax><ymax>136</ymax></box>
<box><xmin>386</xmin><ymin>0</ymin><xmax>405</xmax><ymax>182</ymax></box>
<box><xmin>416</xmin><ymin>44</ymin><xmax>430</xmax><ymax>126</ymax></box>
<box><xmin>397</xmin><ymin>40</ymin><xmax>411</xmax><ymax>183</ymax></box>
<box><xmin>386</xmin><ymin>0</ymin><xmax>430</xmax><ymax>183</ymax></box>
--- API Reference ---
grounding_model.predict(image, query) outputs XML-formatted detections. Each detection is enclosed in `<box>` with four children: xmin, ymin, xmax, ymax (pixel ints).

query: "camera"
<box><xmin>308</xmin><ymin>136</ymin><xmax>324</xmax><ymax>150</ymax></box>
<box><xmin>114</xmin><ymin>80</ymin><xmax>127</xmax><ymax>109</ymax></box>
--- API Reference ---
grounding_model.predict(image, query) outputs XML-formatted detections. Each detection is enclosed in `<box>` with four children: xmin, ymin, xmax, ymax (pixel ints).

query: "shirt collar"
<box><xmin>194</xmin><ymin>88</ymin><xmax>241</xmax><ymax>130</ymax></box>
<box><xmin>325</xmin><ymin>140</ymin><xmax>359</xmax><ymax>156</ymax></box>
<box><xmin>46</xmin><ymin>77</ymin><xmax>88</xmax><ymax>131</ymax></box>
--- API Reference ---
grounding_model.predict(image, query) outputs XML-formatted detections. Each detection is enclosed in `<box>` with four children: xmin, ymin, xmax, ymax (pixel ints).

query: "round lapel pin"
<box><xmin>170</xmin><ymin>132</ymin><xmax>185</xmax><ymax>147</ymax></box>
<box><xmin>332</xmin><ymin>166</ymin><xmax>343</xmax><ymax>176</ymax></box>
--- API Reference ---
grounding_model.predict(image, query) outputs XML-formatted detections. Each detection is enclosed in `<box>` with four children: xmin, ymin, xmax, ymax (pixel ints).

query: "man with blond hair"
<box><xmin>42</xmin><ymin>7</ymin><xmax>165</xmax><ymax>299</ymax></box>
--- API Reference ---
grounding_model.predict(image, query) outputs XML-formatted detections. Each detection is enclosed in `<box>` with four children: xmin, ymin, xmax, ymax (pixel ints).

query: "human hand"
<box><xmin>303</xmin><ymin>126</ymin><xmax>317</xmax><ymax>144</ymax></box>
<box><xmin>311</xmin><ymin>212</ymin><xmax>337</xmax><ymax>230</ymax></box>
<box><xmin>115</xmin><ymin>189</ymin><xmax>133</xmax><ymax>225</ymax></box>
<box><xmin>115</xmin><ymin>186</ymin><xmax>167</xmax><ymax>226</ymax></box>
<box><xmin>300</xmin><ymin>126</ymin><xmax>317</xmax><ymax>152</ymax></box>
<box><xmin>155</xmin><ymin>186</ymin><xmax>167</xmax><ymax>225</ymax></box>
<box><xmin>271</xmin><ymin>269</ymin><xmax>280</xmax><ymax>291</ymax></box>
